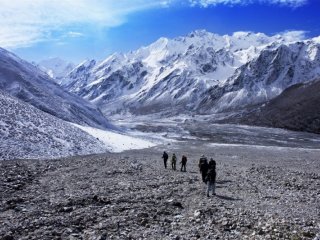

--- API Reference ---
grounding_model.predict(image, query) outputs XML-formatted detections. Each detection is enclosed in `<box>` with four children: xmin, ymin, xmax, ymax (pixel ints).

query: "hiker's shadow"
<box><xmin>216</xmin><ymin>180</ymin><xmax>232</xmax><ymax>189</ymax></box>
<box><xmin>216</xmin><ymin>180</ymin><xmax>232</xmax><ymax>184</ymax></box>
<box><xmin>215</xmin><ymin>194</ymin><xmax>242</xmax><ymax>201</ymax></box>
<box><xmin>215</xmin><ymin>179</ymin><xmax>242</xmax><ymax>201</ymax></box>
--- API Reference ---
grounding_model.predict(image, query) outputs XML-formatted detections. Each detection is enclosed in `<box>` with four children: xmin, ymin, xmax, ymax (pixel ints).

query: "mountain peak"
<box><xmin>73</xmin><ymin>59</ymin><xmax>96</xmax><ymax>71</ymax></box>
<box><xmin>188</xmin><ymin>29</ymin><xmax>212</xmax><ymax>38</ymax></box>
<box><xmin>232</xmin><ymin>31</ymin><xmax>253</xmax><ymax>38</ymax></box>
<box><xmin>38</xmin><ymin>57</ymin><xmax>75</xmax><ymax>79</ymax></box>
<box><xmin>148</xmin><ymin>37</ymin><xmax>169</xmax><ymax>51</ymax></box>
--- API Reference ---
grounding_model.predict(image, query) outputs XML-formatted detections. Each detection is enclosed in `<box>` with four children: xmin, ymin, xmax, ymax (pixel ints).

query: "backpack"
<box><xmin>182</xmin><ymin>155</ymin><xmax>187</xmax><ymax>164</ymax></box>
<box><xmin>206</xmin><ymin>168</ymin><xmax>216</xmax><ymax>182</ymax></box>
<box><xmin>172</xmin><ymin>155</ymin><xmax>177</xmax><ymax>162</ymax></box>
<box><xmin>199</xmin><ymin>158</ymin><xmax>208</xmax><ymax>171</ymax></box>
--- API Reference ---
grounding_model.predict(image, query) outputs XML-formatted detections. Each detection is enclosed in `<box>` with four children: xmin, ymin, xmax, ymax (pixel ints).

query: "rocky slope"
<box><xmin>0</xmin><ymin>48</ymin><xmax>111</xmax><ymax>129</ymax></box>
<box><xmin>61</xmin><ymin>31</ymin><xmax>320</xmax><ymax>116</ymax></box>
<box><xmin>0</xmin><ymin>141</ymin><xmax>319</xmax><ymax>239</ymax></box>
<box><xmin>0</xmin><ymin>90</ymin><xmax>107</xmax><ymax>160</ymax></box>
<box><xmin>222</xmin><ymin>79</ymin><xmax>320</xmax><ymax>133</ymax></box>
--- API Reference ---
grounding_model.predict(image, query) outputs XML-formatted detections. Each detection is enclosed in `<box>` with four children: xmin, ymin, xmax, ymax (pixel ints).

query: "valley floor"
<box><xmin>1</xmin><ymin>141</ymin><xmax>319</xmax><ymax>239</ymax></box>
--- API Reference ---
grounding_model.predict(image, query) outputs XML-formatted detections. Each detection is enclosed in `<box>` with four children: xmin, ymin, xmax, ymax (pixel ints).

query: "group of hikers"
<box><xmin>162</xmin><ymin>151</ymin><xmax>187</xmax><ymax>172</ymax></box>
<box><xmin>162</xmin><ymin>151</ymin><xmax>217</xmax><ymax>197</ymax></box>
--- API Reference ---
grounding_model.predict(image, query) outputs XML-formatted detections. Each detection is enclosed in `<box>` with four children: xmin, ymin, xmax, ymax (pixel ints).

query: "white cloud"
<box><xmin>189</xmin><ymin>0</ymin><xmax>308</xmax><ymax>7</ymax></box>
<box><xmin>0</xmin><ymin>0</ymin><xmax>170</xmax><ymax>48</ymax></box>
<box><xmin>67</xmin><ymin>32</ymin><xmax>85</xmax><ymax>38</ymax></box>
<box><xmin>277</xmin><ymin>30</ymin><xmax>307</xmax><ymax>41</ymax></box>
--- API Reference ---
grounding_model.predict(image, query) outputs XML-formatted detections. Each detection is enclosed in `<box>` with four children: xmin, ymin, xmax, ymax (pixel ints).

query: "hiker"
<box><xmin>198</xmin><ymin>155</ymin><xmax>209</xmax><ymax>183</ymax></box>
<box><xmin>162</xmin><ymin>151</ymin><xmax>169</xmax><ymax>169</ymax></box>
<box><xmin>206</xmin><ymin>158</ymin><xmax>217</xmax><ymax>197</ymax></box>
<box><xmin>171</xmin><ymin>153</ymin><xmax>177</xmax><ymax>170</ymax></box>
<box><xmin>180</xmin><ymin>155</ymin><xmax>187</xmax><ymax>172</ymax></box>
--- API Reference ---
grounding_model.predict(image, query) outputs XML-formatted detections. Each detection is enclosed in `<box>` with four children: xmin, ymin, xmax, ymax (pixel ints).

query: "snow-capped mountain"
<box><xmin>65</xmin><ymin>59</ymin><xmax>97</xmax><ymax>90</ymax></box>
<box><xmin>37</xmin><ymin>57</ymin><xmax>75</xmax><ymax>84</ymax></box>
<box><xmin>62</xmin><ymin>30</ymin><xmax>319</xmax><ymax>116</ymax></box>
<box><xmin>0</xmin><ymin>90</ymin><xmax>106</xmax><ymax>160</ymax></box>
<box><xmin>0</xmin><ymin>48</ymin><xmax>111</xmax><ymax>129</ymax></box>
<box><xmin>198</xmin><ymin>38</ymin><xmax>320</xmax><ymax>113</ymax></box>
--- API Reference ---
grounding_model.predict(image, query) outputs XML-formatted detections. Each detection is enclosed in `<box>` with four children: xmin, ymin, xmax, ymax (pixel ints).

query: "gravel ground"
<box><xmin>0</xmin><ymin>141</ymin><xmax>320</xmax><ymax>240</ymax></box>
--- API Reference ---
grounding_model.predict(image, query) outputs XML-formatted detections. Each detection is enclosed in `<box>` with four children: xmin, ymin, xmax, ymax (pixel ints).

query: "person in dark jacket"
<box><xmin>180</xmin><ymin>155</ymin><xmax>187</xmax><ymax>172</ymax></box>
<box><xmin>206</xmin><ymin>158</ymin><xmax>217</xmax><ymax>197</ymax></box>
<box><xmin>198</xmin><ymin>155</ymin><xmax>209</xmax><ymax>183</ymax></box>
<box><xmin>171</xmin><ymin>153</ymin><xmax>177</xmax><ymax>170</ymax></box>
<box><xmin>162</xmin><ymin>151</ymin><xmax>169</xmax><ymax>169</ymax></box>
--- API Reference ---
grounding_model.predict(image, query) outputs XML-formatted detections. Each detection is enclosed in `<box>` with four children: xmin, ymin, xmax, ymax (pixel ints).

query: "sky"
<box><xmin>0</xmin><ymin>0</ymin><xmax>319</xmax><ymax>63</ymax></box>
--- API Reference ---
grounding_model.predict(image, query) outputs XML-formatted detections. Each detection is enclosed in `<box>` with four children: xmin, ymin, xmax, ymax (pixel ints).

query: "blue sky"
<box><xmin>0</xmin><ymin>0</ymin><xmax>319</xmax><ymax>63</ymax></box>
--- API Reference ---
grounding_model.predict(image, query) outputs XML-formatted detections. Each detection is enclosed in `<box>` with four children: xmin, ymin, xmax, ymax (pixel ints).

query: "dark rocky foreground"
<box><xmin>0</xmin><ymin>142</ymin><xmax>320</xmax><ymax>240</ymax></box>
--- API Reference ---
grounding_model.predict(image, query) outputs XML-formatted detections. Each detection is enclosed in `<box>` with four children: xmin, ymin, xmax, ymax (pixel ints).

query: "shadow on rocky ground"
<box><xmin>215</xmin><ymin>194</ymin><xmax>242</xmax><ymax>201</ymax></box>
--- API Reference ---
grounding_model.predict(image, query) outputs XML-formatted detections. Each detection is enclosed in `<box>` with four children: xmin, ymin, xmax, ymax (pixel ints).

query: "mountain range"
<box><xmin>52</xmin><ymin>30</ymin><xmax>320</xmax><ymax>118</ymax></box>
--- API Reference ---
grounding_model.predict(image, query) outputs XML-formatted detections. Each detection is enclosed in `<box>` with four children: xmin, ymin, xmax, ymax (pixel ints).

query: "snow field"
<box><xmin>72</xmin><ymin>124</ymin><xmax>158</xmax><ymax>153</ymax></box>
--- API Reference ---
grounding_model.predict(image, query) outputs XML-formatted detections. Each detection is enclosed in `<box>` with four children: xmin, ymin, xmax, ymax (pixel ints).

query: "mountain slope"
<box><xmin>0</xmin><ymin>48</ymin><xmax>111</xmax><ymax>129</ymax></box>
<box><xmin>61</xmin><ymin>30</ymin><xmax>319</xmax><ymax>116</ymax></box>
<box><xmin>0</xmin><ymin>90</ymin><xmax>107</xmax><ymax>160</ymax></box>
<box><xmin>230</xmin><ymin>80</ymin><xmax>320</xmax><ymax>134</ymax></box>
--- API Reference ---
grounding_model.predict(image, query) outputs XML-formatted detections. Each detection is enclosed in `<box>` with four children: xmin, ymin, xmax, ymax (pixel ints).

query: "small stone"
<box><xmin>222</xmin><ymin>221</ymin><xmax>229</xmax><ymax>226</ymax></box>
<box><xmin>61</xmin><ymin>206</ymin><xmax>73</xmax><ymax>212</ymax></box>
<box><xmin>137</xmin><ymin>212</ymin><xmax>149</xmax><ymax>218</ymax></box>
<box><xmin>194</xmin><ymin>210</ymin><xmax>201</xmax><ymax>218</ymax></box>
<box><xmin>171</xmin><ymin>201</ymin><xmax>183</xmax><ymax>209</ymax></box>
<box><xmin>140</xmin><ymin>219</ymin><xmax>148</xmax><ymax>226</ymax></box>
<box><xmin>257</xmin><ymin>229</ymin><xmax>264</xmax><ymax>235</ymax></box>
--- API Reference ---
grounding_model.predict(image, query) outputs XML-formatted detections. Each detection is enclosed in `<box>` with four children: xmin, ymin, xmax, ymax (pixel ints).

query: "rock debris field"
<box><xmin>1</xmin><ymin>141</ymin><xmax>320</xmax><ymax>240</ymax></box>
